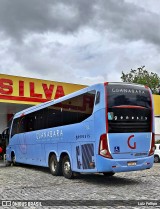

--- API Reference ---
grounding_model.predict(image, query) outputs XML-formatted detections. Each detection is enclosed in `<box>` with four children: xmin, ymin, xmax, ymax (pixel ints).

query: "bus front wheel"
<box><xmin>11</xmin><ymin>153</ymin><xmax>17</xmax><ymax>166</ymax></box>
<box><xmin>49</xmin><ymin>155</ymin><xmax>62</xmax><ymax>176</ymax></box>
<box><xmin>62</xmin><ymin>155</ymin><xmax>74</xmax><ymax>179</ymax></box>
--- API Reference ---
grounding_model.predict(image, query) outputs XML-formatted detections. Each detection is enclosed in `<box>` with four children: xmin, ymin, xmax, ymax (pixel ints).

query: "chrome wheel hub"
<box><xmin>51</xmin><ymin>161</ymin><xmax>57</xmax><ymax>171</ymax></box>
<box><xmin>64</xmin><ymin>161</ymin><xmax>70</xmax><ymax>174</ymax></box>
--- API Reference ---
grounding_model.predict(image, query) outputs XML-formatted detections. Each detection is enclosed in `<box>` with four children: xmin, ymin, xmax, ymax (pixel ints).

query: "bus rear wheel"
<box><xmin>62</xmin><ymin>155</ymin><xmax>74</xmax><ymax>179</ymax></box>
<box><xmin>49</xmin><ymin>155</ymin><xmax>62</xmax><ymax>176</ymax></box>
<box><xmin>103</xmin><ymin>172</ymin><xmax>115</xmax><ymax>177</ymax></box>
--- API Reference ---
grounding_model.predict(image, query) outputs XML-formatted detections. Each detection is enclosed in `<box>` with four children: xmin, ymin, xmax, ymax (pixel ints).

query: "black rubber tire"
<box><xmin>49</xmin><ymin>155</ymin><xmax>62</xmax><ymax>176</ymax></box>
<box><xmin>62</xmin><ymin>155</ymin><xmax>74</xmax><ymax>179</ymax></box>
<box><xmin>11</xmin><ymin>153</ymin><xmax>17</xmax><ymax>166</ymax></box>
<box><xmin>154</xmin><ymin>155</ymin><xmax>159</xmax><ymax>163</ymax></box>
<box><xmin>103</xmin><ymin>172</ymin><xmax>115</xmax><ymax>177</ymax></box>
<box><xmin>5</xmin><ymin>161</ymin><xmax>12</xmax><ymax>166</ymax></box>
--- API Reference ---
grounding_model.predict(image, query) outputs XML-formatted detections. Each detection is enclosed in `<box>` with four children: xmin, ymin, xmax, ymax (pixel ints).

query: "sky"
<box><xmin>0</xmin><ymin>0</ymin><xmax>160</xmax><ymax>85</ymax></box>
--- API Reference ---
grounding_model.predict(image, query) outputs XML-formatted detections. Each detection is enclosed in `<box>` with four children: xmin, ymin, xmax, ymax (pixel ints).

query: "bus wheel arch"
<box><xmin>49</xmin><ymin>152</ymin><xmax>62</xmax><ymax>176</ymax></box>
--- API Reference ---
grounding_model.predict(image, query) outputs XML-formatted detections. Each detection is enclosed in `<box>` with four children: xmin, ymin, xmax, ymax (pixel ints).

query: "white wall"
<box><xmin>155</xmin><ymin>117</ymin><xmax>160</xmax><ymax>134</ymax></box>
<box><xmin>155</xmin><ymin>116</ymin><xmax>160</xmax><ymax>141</ymax></box>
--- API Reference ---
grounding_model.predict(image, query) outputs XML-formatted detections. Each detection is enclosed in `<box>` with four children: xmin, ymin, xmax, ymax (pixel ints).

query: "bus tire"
<box><xmin>62</xmin><ymin>155</ymin><xmax>74</xmax><ymax>179</ymax></box>
<box><xmin>103</xmin><ymin>172</ymin><xmax>115</xmax><ymax>177</ymax></box>
<box><xmin>6</xmin><ymin>161</ymin><xmax>12</xmax><ymax>166</ymax></box>
<box><xmin>49</xmin><ymin>154</ymin><xmax>62</xmax><ymax>176</ymax></box>
<box><xmin>11</xmin><ymin>153</ymin><xmax>17</xmax><ymax>166</ymax></box>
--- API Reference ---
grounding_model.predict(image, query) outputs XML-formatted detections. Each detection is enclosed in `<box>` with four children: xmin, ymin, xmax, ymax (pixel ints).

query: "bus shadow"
<box><xmin>74</xmin><ymin>174</ymin><xmax>140</xmax><ymax>186</ymax></box>
<box><xmin>15</xmin><ymin>163</ymin><xmax>51</xmax><ymax>174</ymax></box>
<box><xmin>10</xmin><ymin>164</ymin><xmax>140</xmax><ymax>186</ymax></box>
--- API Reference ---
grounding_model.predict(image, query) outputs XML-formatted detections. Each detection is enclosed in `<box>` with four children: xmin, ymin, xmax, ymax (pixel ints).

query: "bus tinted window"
<box><xmin>107</xmin><ymin>84</ymin><xmax>151</xmax><ymax>108</ymax></box>
<box><xmin>11</xmin><ymin>118</ymin><xmax>19</xmax><ymax>137</ymax></box>
<box><xmin>106</xmin><ymin>84</ymin><xmax>152</xmax><ymax>133</ymax></box>
<box><xmin>11</xmin><ymin>91</ymin><xmax>96</xmax><ymax>137</ymax></box>
<box><xmin>47</xmin><ymin>91</ymin><xmax>96</xmax><ymax>127</ymax></box>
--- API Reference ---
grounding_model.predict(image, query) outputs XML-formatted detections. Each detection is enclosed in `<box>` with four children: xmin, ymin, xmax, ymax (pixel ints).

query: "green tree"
<box><xmin>121</xmin><ymin>66</ymin><xmax>160</xmax><ymax>94</ymax></box>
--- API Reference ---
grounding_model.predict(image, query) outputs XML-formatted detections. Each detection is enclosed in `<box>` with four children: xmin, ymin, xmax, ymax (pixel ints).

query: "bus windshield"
<box><xmin>106</xmin><ymin>84</ymin><xmax>152</xmax><ymax>133</ymax></box>
<box><xmin>107</xmin><ymin>84</ymin><xmax>151</xmax><ymax>108</ymax></box>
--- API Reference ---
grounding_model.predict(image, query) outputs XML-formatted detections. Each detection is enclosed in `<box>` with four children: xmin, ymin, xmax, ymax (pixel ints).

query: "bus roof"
<box><xmin>13</xmin><ymin>84</ymin><xmax>93</xmax><ymax>118</ymax></box>
<box><xmin>13</xmin><ymin>82</ymin><xmax>149</xmax><ymax>119</ymax></box>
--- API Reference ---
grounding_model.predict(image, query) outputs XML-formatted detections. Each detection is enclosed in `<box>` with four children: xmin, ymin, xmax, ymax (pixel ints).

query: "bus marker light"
<box><xmin>89</xmin><ymin>162</ymin><xmax>95</xmax><ymax>168</ymax></box>
<box><xmin>99</xmin><ymin>134</ymin><xmax>112</xmax><ymax>159</ymax></box>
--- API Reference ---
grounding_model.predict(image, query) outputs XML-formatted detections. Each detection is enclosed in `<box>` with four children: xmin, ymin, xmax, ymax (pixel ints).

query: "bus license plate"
<box><xmin>127</xmin><ymin>162</ymin><xmax>136</xmax><ymax>166</ymax></box>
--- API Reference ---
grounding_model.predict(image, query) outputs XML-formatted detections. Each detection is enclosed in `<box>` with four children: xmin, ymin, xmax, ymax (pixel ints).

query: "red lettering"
<box><xmin>30</xmin><ymin>82</ymin><xmax>42</xmax><ymax>98</ymax></box>
<box><xmin>19</xmin><ymin>80</ymin><xmax>24</xmax><ymax>96</ymax></box>
<box><xmin>42</xmin><ymin>83</ymin><xmax>54</xmax><ymax>100</ymax></box>
<box><xmin>0</xmin><ymin>78</ymin><xmax>13</xmax><ymax>95</ymax></box>
<box><xmin>127</xmin><ymin>135</ymin><xmax>136</xmax><ymax>149</ymax></box>
<box><xmin>54</xmin><ymin>86</ymin><xmax>65</xmax><ymax>99</ymax></box>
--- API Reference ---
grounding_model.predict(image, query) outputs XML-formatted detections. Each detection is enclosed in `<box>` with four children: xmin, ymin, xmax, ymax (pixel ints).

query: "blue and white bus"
<box><xmin>6</xmin><ymin>82</ymin><xmax>155</xmax><ymax>178</ymax></box>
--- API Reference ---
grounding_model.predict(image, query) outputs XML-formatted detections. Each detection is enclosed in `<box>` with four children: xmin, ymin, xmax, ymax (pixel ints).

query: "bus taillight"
<box><xmin>99</xmin><ymin>134</ymin><xmax>112</xmax><ymax>159</ymax></box>
<box><xmin>149</xmin><ymin>133</ymin><xmax>155</xmax><ymax>156</ymax></box>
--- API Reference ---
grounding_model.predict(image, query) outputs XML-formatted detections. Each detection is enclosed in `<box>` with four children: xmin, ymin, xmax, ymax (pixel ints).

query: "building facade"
<box><xmin>0</xmin><ymin>74</ymin><xmax>86</xmax><ymax>133</ymax></box>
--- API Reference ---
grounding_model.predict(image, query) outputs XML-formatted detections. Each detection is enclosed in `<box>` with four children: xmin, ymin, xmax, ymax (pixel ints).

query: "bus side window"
<box><xmin>11</xmin><ymin>118</ymin><xmax>19</xmax><ymax>137</ymax></box>
<box><xmin>47</xmin><ymin>107</ymin><xmax>62</xmax><ymax>128</ymax></box>
<box><xmin>61</xmin><ymin>91</ymin><xmax>96</xmax><ymax>126</ymax></box>
<box><xmin>9</xmin><ymin>91</ymin><xmax>97</xmax><ymax>134</ymax></box>
<box><xmin>34</xmin><ymin>109</ymin><xmax>45</xmax><ymax>130</ymax></box>
<box><xmin>44</xmin><ymin>90</ymin><xmax>96</xmax><ymax>128</ymax></box>
<box><xmin>95</xmin><ymin>91</ymin><xmax>100</xmax><ymax>105</ymax></box>
<box><xmin>27</xmin><ymin>115</ymin><xmax>34</xmax><ymax>131</ymax></box>
<box><xmin>18</xmin><ymin>116</ymin><xmax>26</xmax><ymax>133</ymax></box>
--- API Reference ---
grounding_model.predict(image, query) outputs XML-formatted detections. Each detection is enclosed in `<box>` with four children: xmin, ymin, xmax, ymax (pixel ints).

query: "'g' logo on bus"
<box><xmin>127</xmin><ymin>135</ymin><xmax>136</xmax><ymax>149</ymax></box>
